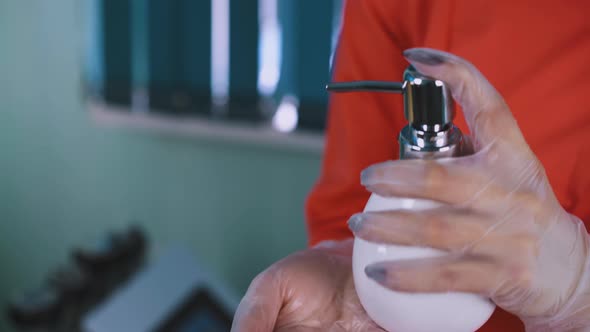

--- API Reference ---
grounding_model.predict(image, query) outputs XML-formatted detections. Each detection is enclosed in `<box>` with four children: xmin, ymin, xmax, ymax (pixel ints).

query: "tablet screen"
<box><xmin>155</xmin><ymin>288</ymin><xmax>233</xmax><ymax>332</ymax></box>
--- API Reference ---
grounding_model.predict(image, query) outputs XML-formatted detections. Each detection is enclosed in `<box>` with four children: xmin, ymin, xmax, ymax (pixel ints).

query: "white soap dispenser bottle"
<box><xmin>327</xmin><ymin>66</ymin><xmax>495</xmax><ymax>332</ymax></box>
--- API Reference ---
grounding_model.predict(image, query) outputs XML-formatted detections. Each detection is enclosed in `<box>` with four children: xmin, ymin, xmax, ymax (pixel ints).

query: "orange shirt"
<box><xmin>305</xmin><ymin>1</ymin><xmax>590</xmax><ymax>330</ymax></box>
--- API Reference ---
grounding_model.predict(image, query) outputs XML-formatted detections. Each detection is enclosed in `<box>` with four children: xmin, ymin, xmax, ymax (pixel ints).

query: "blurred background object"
<box><xmin>85</xmin><ymin>0</ymin><xmax>343</xmax><ymax>130</ymax></box>
<box><xmin>0</xmin><ymin>0</ymin><xmax>342</xmax><ymax>330</ymax></box>
<box><xmin>7</xmin><ymin>226</ymin><xmax>148</xmax><ymax>331</ymax></box>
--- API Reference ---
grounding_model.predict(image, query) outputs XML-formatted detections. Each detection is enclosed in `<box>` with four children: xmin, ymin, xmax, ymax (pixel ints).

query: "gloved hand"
<box><xmin>231</xmin><ymin>239</ymin><xmax>386</xmax><ymax>332</ymax></box>
<box><xmin>349</xmin><ymin>48</ymin><xmax>590</xmax><ymax>331</ymax></box>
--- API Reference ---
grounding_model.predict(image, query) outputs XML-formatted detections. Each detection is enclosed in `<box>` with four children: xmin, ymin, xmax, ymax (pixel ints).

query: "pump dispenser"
<box><xmin>327</xmin><ymin>66</ymin><xmax>495</xmax><ymax>332</ymax></box>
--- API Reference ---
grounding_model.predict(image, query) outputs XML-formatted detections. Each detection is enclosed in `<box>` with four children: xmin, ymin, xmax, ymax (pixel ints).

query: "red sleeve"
<box><xmin>305</xmin><ymin>0</ymin><xmax>410</xmax><ymax>246</ymax></box>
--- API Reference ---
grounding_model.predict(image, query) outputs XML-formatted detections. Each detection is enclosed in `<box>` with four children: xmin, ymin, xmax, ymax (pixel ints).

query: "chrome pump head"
<box><xmin>326</xmin><ymin>66</ymin><xmax>467</xmax><ymax>160</ymax></box>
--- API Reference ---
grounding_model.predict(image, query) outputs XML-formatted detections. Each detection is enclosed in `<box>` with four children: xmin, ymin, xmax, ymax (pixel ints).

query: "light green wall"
<box><xmin>0</xmin><ymin>1</ymin><xmax>321</xmax><ymax>330</ymax></box>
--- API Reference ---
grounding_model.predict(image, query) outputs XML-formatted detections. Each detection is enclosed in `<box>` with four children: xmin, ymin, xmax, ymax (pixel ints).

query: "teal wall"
<box><xmin>0</xmin><ymin>1</ymin><xmax>321</xmax><ymax>330</ymax></box>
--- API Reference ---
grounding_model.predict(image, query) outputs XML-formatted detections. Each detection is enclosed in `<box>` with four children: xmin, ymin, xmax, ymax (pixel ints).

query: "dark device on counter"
<box><xmin>154</xmin><ymin>289</ymin><xmax>233</xmax><ymax>332</ymax></box>
<box><xmin>6</xmin><ymin>225</ymin><xmax>147</xmax><ymax>330</ymax></box>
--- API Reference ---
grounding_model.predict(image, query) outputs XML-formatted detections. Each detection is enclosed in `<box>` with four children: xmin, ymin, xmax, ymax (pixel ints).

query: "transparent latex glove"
<box><xmin>348</xmin><ymin>48</ymin><xmax>590</xmax><ymax>332</ymax></box>
<box><xmin>231</xmin><ymin>239</ymin><xmax>386</xmax><ymax>332</ymax></box>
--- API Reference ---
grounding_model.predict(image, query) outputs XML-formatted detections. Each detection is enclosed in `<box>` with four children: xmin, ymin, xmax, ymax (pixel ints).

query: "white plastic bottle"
<box><xmin>328</xmin><ymin>66</ymin><xmax>495</xmax><ymax>332</ymax></box>
<box><xmin>353</xmin><ymin>195</ymin><xmax>495</xmax><ymax>332</ymax></box>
